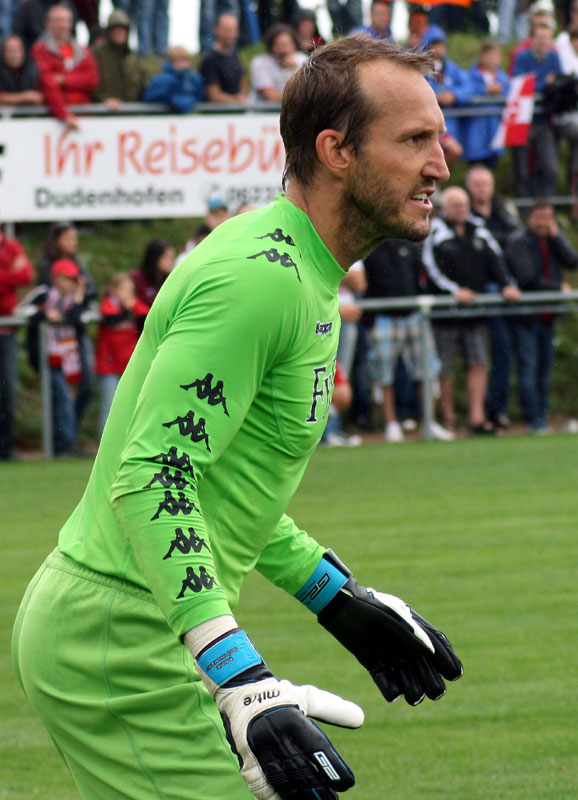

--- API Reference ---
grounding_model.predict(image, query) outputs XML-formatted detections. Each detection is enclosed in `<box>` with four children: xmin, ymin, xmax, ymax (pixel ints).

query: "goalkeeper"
<box><xmin>13</xmin><ymin>38</ymin><xmax>462</xmax><ymax>800</ymax></box>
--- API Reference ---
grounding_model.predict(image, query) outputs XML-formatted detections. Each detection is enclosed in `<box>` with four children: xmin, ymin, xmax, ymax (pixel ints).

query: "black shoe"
<box><xmin>491</xmin><ymin>413</ymin><xmax>511</xmax><ymax>430</ymax></box>
<box><xmin>469</xmin><ymin>422</ymin><xmax>496</xmax><ymax>436</ymax></box>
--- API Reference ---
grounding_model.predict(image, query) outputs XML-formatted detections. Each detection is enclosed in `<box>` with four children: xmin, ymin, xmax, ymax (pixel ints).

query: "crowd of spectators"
<box><xmin>3</xmin><ymin>0</ymin><xmax>578</xmax><ymax>456</ymax></box>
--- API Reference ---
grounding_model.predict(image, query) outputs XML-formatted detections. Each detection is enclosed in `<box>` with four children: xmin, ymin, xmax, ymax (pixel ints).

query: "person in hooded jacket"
<box><xmin>143</xmin><ymin>45</ymin><xmax>205</xmax><ymax>113</ymax></box>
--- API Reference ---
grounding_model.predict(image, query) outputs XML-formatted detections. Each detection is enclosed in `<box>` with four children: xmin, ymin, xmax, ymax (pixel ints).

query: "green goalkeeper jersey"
<box><xmin>58</xmin><ymin>196</ymin><xmax>346</xmax><ymax>636</ymax></box>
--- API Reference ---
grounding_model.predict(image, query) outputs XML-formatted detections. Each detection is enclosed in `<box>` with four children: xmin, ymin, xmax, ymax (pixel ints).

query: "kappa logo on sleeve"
<box><xmin>180</xmin><ymin>372</ymin><xmax>229</xmax><ymax>416</ymax></box>
<box><xmin>163</xmin><ymin>411</ymin><xmax>211</xmax><ymax>451</ymax></box>
<box><xmin>247</xmin><ymin>248</ymin><xmax>301</xmax><ymax>283</ymax></box>
<box><xmin>256</xmin><ymin>228</ymin><xmax>296</xmax><ymax>247</ymax></box>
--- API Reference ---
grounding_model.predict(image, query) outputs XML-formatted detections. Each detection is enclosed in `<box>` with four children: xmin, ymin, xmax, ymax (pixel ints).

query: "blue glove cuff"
<box><xmin>196</xmin><ymin>631</ymin><xmax>263</xmax><ymax>687</ymax></box>
<box><xmin>295</xmin><ymin>556</ymin><xmax>348</xmax><ymax>614</ymax></box>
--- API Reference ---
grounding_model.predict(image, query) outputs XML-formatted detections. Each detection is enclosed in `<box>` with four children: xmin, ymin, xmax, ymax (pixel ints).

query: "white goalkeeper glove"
<box><xmin>295</xmin><ymin>551</ymin><xmax>464</xmax><ymax>706</ymax></box>
<box><xmin>186</xmin><ymin>620</ymin><xmax>364</xmax><ymax>800</ymax></box>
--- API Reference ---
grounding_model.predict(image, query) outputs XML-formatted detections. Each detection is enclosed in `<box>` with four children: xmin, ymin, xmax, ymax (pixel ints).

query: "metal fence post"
<box><xmin>39</xmin><ymin>321</ymin><xmax>54</xmax><ymax>460</ymax></box>
<box><xmin>418</xmin><ymin>297</ymin><xmax>434</xmax><ymax>440</ymax></box>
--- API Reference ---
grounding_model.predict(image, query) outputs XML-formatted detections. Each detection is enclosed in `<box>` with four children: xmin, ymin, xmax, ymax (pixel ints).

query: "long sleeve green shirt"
<box><xmin>59</xmin><ymin>196</ymin><xmax>346</xmax><ymax>636</ymax></box>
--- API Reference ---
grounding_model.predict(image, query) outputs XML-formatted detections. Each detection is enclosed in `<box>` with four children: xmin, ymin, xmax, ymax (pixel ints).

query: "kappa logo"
<box><xmin>315</xmin><ymin>321</ymin><xmax>333</xmax><ymax>336</ymax></box>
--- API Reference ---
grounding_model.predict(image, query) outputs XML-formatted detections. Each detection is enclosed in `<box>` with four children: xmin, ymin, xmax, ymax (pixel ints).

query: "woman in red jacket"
<box><xmin>95</xmin><ymin>272</ymin><xmax>149</xmax><ymax>435</ymax></box>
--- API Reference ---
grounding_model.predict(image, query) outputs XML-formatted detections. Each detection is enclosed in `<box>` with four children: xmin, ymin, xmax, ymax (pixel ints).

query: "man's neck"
<box><xmin>472</xmin><ymin>199</ymin><xmax>491</xmax><ymax>217</ymax></box>
<box><xmin>214</xmin><ymin>41</ymin><xmax>233</xmax><ymax>54</ymax></box>
<box><xmin>285</xmin><ymin>180</ymin><xmax>374</xmax><ymax>270</ymax></box>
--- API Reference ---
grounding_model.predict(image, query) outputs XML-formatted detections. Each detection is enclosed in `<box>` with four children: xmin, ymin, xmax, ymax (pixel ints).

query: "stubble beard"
<box><xmin>342</xmin><ymin>157</ymin><xmax>432</xmax><ymax>256</ymax></box>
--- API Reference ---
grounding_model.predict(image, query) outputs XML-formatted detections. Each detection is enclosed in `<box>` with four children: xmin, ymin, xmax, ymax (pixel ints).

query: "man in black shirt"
<box><xmin>200</xmin><ymin>13</ymin><xmax>247</xmax><ymax>103</ymax></box>
<box><xmin>364</xmin><ymin>239</ymin><xmax>454</xmax><ymax>441</ymax></box>
<box><xmin>423</xmin><ymin>186</ymin><xmax>520</xmax><ymax>435</ymax></box>
<box><xmin>504</xmin><ymin>201</ymin><xmax>578</xmax><ymax>432</ymax></box>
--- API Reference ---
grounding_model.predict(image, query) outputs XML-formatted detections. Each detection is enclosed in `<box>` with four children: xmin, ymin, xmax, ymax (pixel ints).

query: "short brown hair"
<box><xmin>280</xmin><ymin>37</ymin><xmax>433</xmax><ymax>188</ymax></box>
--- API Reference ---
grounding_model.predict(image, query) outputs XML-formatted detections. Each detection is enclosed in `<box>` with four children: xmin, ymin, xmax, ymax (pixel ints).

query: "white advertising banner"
<box><xmin>0</xmin><ymin>114</ymin><xmax>285</xmax><ymax>222</ymax></box>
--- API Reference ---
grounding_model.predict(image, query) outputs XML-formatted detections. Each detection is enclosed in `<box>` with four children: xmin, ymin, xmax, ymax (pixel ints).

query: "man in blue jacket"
<box><xmin>421</xmin><ymin>25</ymin><xmax>473</xmax><ymax>165</ymax></box>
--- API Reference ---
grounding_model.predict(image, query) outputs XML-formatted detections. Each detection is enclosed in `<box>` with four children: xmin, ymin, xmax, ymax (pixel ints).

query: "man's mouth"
<box><xmin>409</xmin><ymin>192</ymin><xmax>433</xmax><ymax>209</ymax></box>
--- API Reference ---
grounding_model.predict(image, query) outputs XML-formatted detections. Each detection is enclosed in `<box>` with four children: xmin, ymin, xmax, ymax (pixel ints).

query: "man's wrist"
<box><xmin>196</xmin><ymin>630</ymin><xmax>265</xmax><ymax>690</ymax></box>
<box><xmin>294</xmin><ymin>550</ymin><xmax>351</xmax><ymax>614</ymax></box>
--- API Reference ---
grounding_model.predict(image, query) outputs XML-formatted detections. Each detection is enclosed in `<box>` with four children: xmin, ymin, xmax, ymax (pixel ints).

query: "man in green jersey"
<box><xmin>13</xmin><ymin>38</ymin><xmax>462</xmax><ymax>800</ymax></box>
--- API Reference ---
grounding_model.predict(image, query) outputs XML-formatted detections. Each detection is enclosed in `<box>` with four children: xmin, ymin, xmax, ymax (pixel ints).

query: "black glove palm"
<box><xmin>318</xmin><ymin>578</ymin><xmax>463</xmax><ymax>706</ymax></box>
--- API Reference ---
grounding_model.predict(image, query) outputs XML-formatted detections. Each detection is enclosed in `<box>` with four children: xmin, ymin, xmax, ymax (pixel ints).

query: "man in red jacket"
<box><xmin>31</xmin><ymin>3</ymin><xmax>99</xmax><ymax>129</ymax></box>
<box><xmin>0</xmin><ymin>225</ymin><xmax>34</xmax><ymax>460</ymax></box>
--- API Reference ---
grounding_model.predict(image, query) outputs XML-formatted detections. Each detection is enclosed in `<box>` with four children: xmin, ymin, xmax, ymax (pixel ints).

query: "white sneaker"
<box><xmin>324</xmin><ymin>432</ymin><xmax>362</xmax><ymax>447</ymax></box>
<box><xmin>423</xmin><ymin>421</ymin><xmax>455</xmax><ymax>441</ymax></box>
<box><xmin>385</xmin><ymin>421</ymin><xmax>404</xmax><ymax>443</ymax></box>
<box><xmin>401</xmin><ymin>418</ymin><xmax>418</xmax><ymax>432</ymax></box>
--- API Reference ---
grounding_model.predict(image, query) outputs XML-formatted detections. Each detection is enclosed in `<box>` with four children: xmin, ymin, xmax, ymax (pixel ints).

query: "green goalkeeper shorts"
<box><xmin>12</xmin><ymin>549</ymin><xmax>254</xmax><ymax>800</ymax></box>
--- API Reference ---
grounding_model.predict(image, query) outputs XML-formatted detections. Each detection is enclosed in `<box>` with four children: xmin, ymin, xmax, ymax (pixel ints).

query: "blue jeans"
<box><xmin>133</xmin><ymin>0</ymin><xmax>169</xmax><ymax>56</ymax></box>
<box><xmin>486</xmin><ymin>315</ymin><xmax>512</xmax><ymax>418</ymax></box>
<box><xmin>98</xmin><ymin>374</ymin><xmax>120</xmax><ymax>436</ymax></box>
<box><xmin>75</xmin><ymin>333</ymin><xmax>95</xmax><ymax>431</ymax></box>
<box><xmin>509</xmin><ymin>319</ymin><xmax>555</xmax><ymax>426</ymax></box>
<box><xmin>326</xmin><ymin>0</ymin><xmax>362</xmax><ymax>37</ymax></box>
<box><xmin>0</xmin><ymin>333</ymin><xmax>18</xmax><ymax>458</ymax></box>
<box><xmin>51</xmin><ymin>368</ymin><xmax>77</xmax><ymax>453</ymax></box>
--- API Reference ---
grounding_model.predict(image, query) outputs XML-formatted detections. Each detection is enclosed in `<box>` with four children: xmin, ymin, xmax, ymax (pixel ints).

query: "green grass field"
<box><xmin>2</xmin><ymin>435</ymin><xmax>578</xmax><ymax>799</ymax></box>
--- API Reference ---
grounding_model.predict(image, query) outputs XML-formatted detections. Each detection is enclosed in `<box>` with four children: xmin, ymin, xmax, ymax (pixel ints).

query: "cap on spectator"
<box><xmin>107</xmin><ymin>9</ymin><xmax>130</xmax><ymax>29</ymax></box>
<box><xmin>208</xmin><ymin>196</ymin><xmax>228</xmax><ymax>211</ymax></box>
<box><xmin>51</xmin><ymin>258</ymin><xmax>80</xmax><ymax>279</ymax></box>
<box><xmin>421</xmin><ymin>25</ymin><xmax>447</xmax><ymax>48</ymax></box>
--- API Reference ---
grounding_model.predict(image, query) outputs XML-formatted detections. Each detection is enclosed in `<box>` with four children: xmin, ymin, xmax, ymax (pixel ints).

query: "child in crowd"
<box><xmin>143</xmin><ymin>45</ymin><xmax>205</xmax><ymax>113</ymax></box>
<box><xmin>131</xmin><ymin>239</ymin><xmax>176</xmax><ymax>307</ymax></box>
<box><xmin>44</xmin><ymin>258</ymin><xmax>88</xmax><ymax>455</ymax></box>
<box><xmin>95</xmin><ymin>272</ymin><xmax>149</xmax><ymax>434</ymax></box>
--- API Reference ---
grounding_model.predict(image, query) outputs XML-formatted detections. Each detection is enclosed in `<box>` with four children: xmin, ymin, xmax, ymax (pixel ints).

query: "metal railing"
<box><xmin>0</xmin><ymin>93</ymin><xmax>540</xmax><ymax>119</ymax></box>
<box><xmin>3</xmin><ymin>288</ymin><xmax>578</xmax><ymax>456</ymax></box>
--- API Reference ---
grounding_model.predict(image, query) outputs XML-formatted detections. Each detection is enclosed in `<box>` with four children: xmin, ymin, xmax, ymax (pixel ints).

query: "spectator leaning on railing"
<box><xmin>503</xmin><ymin>201</ymin><xmax>578</xmax><ymax>433</ymax></box>
<box><xmin>199</xmin><ymin>12</ymin><xmax>247</xmax><ymax>104</ymax></box>
<box><xmin>143</xmin><ymin>46</ymin><xmax>205</xmax><ymax>113</ymax></box>
<box><xmin>0</xmin><ymin>33</ymin><xmax>43</xmax><ymax>105</ymax></box>
<box><xmin>0</xmin><ymin>221</ymin><xmax>34</xmax><ymax>461</ymax></box>
<box><xmin>465</xmin><ymin>165</ymin><xmax>522</xmax><ymax>431</ymax></box>
<box><xmin>422</xmin><ymin>186</ymin><xmax>520</xmax><ymax>436</ymax></box>
<box><xmin>91</xmin><ymin>9</ymin><xmax>146</xmax><ymax>111</ymax></box>
<box><xmin>249</xmin><ymin>23</ymin><xmax>307</xmax><ymax>103</ymax></box>
<box><xmin>30</xmin><ymin>2</ymin><xmax>99</xmax><ymax>129</ymax></box>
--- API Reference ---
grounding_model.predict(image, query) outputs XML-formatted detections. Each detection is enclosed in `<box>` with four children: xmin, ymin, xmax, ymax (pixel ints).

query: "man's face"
<box><xmin>442</xmin><ymin>190</ymin><xmax>470</xmax><ymax>224</ymax></box>
<box><xmin>467</xmin><ymin>169</ymin><xmax>494</xmax><ymax>204</ymax></box>
<box><xmin>429</xmin><ymin>40</ymin><xmax>446</xmax><ymax>61</ymax></box>
<box><xmin>371</xmin><ymin>2</ymin><xmax>391</xmax><ymax>34</ymax></box>
<box><xmin>341</xmin><ymin>62</ymin><xmax>449</xmax><ymax>244</ymax></box>
<box><xmin>528</xmin><ymin>206</ymin><xmax>554</xmax><ymax>237</ymax></box>
<box><xmin>272</xmin><ymin>32</ymin><xmax>296</xmax><ymax>61</ymax></box>
<box><xmin>47</xmin><ymin>7</ymin><xmax>73</xmax><ymax>40</ymax></box>
<box><xmin>215</xmin><ymin>15</ymin><xmax>239</xmax><ymax>48</ymax></box>
<box><xmin>479</xmin><ymin>46</ymin><xmax>501</xmax><ymax>71</ymax></box>
<box><xmin>109</xmin><ymin>26</ymin><xmax>129</xmax><ymax>45</ymax></box>
<box><xmin>532</xmin><ymin>27</ymin><xmax>553</xmax><ymax>58</ymax></box>
<box><xmin>3</xmin><ymin>37</ymin><xmax>25</xmax><ymax>69</ymax></box>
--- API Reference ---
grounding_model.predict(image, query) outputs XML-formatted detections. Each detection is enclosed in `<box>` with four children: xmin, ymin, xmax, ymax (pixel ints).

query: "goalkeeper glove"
<box><xmin>295</xmin><ymin>551</ymin><xmax>463</xmax><ymax>707</ymax></box>
<box><xmin>186</xmin><ymin>619</ymin><xmax>364</xmax><ymax>800</ymax></box>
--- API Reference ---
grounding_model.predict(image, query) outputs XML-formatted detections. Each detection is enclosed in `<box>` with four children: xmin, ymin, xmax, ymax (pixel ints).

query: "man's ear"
<box><xmin>315</xmin><ymin>129</ymin><xmax>353</xmax><ymax>179</ymax></box>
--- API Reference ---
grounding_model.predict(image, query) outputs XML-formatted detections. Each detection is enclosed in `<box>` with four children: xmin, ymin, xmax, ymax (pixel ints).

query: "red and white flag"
<box><xmin>491</xmin><ymin>73</ymin><xmax>536</xmax><ymax>150</ymax></box>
